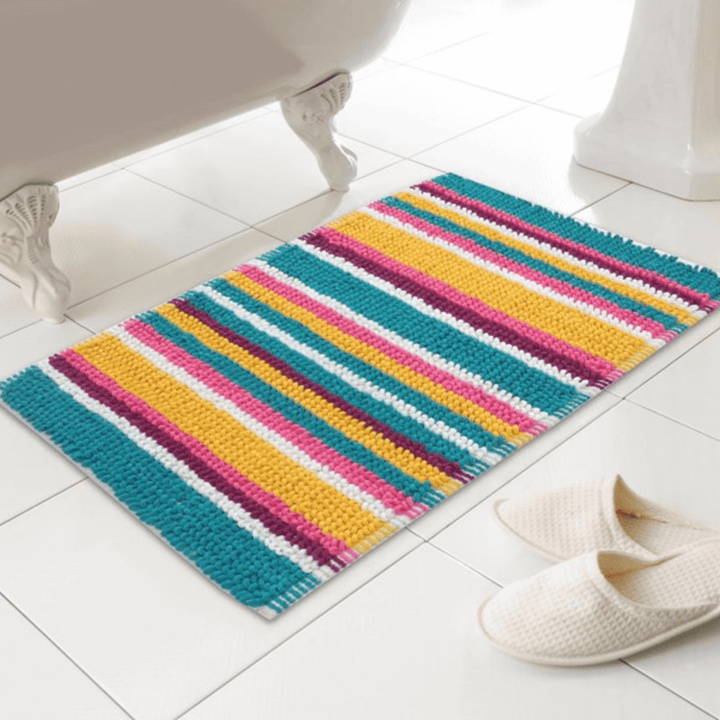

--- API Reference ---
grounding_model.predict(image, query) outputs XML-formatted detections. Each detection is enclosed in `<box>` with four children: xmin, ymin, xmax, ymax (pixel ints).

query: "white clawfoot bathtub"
<box><xmin>0</xmin><ymin>0</ymin><xmax>411</xmax><ymax>322</ymax></box>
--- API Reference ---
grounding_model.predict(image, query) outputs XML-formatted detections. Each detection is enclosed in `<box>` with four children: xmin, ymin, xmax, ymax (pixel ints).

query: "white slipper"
<box><xmin>477</xmin><ymin>538</ymin><xmax>720</xmax><ymax>666</ymax></box>
<box><xmin>492</xmin><ymin>474</ymin><xmax>719</xmax><ymax>563</ymax></box>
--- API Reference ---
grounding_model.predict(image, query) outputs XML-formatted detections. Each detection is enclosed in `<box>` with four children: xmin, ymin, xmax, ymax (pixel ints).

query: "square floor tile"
<box><xmin>415</xmin><ymin>105</ymin><xmax>629</xmax><ymax>222</ymax></box>
<box><xmin>67</xmin><ymin>229</ymin><xmax>281</xmax><ymax>332</ymax></box>
<box><xmin>604</xmin><ymin>304</ymin><xmax>720</xmax><ymax>400</ymax></box>
<box><xmin>52</xmin><ymin>171</ymin><xmax>245</xmax><ymax>306</ymax></box>
<box><xmin>127</xmin><ymin>113</ymin><xmax>400</xmax><ymax>225</ymax></box>
<box><xmin>0</xmin><ymin>595</ymin><xmax>130</xmax><ymax>720</ymax></box>
<box><xmin>626</xmin><ymin>618</ymin><xmax>720</xmax><ymax>718</ymax></box>
<box><xmin>575</xmin><ymin>184</ymin><xmax>720</xmax><ymax>273</ymax></box>
<box><xmin>182</xmin><ymin>544</ymin><xmax>708</xmax><ymax>720</ymax></box>
<box><xmin>0</xmin><ymin>320</ymin><xmax>91</xmax><ymax>379</ymax></box>
<box><xmin>0</xmin><ymin>407</ymin><xmax>84</xmax><ymax>526</ymax></box>
<box><xmin>338</xmin><ymin>66</ymin><xmax>525</xmax><ymax>157</ymax></box>
<box><xmin>0</xmin><ymin>481</ymin><xmax>421</xmax><ymax>720</ymax></box>
<box><xmin>0</xmin><ymin>276</ymin><xmax>46</xmax><ymax>337</ymax></box>
<box><xmin>114</xmin><ymin>106</ymin><xmax>276</xmax><ymax>167</ymax></box>
<box><xmin>381</xmin><ymin>0</ymin><xmax>498</xmax><ymax>63</ymax></box>
<box><xmin>628</xmin><ymin>329</ymin><xmax>720</xmax><ymax>441</ymax></box>
<box><xmin>541</xmin><ymin>68</ymin><xmax>620</xmax><ymax>119</ymax></box>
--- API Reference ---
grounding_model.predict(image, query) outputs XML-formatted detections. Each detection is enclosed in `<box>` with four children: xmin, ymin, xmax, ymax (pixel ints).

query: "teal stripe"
<box><xmin>0</xmin><ymin>367</ymin><xmax>318</xmax><ymax>608</ymax></box>
<box><xmin>382</xmin><ymin>195</ymin><xmax>684</xmax><ymax>332</ymax></box>
<box><xmin>193</xmin><ymin>281</ymin><xmax>506</xmax><ymax>462</ymax></box>
<box><xmin>434</xmin><ymin>174</ymin><xmax>720</xmax><ymax>298</ymax></box>
<box><xmin>139</xmin><ymin>310</ymin><xmax>448</xmax><ymax>506</ymax></box>
<box><xmin>264</xmin><ymin>244</ymin><xmax>588</xmax><ymax>415</ymax></box>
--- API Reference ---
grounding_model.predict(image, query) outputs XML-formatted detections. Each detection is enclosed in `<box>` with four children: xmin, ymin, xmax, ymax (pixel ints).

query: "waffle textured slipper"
<box><xmin>492</xmin><ymin>474</ymin><xmax>719</xmax><ymax>563</ymax></box>
<box><xmin>477</xmin><ymin>538</ymin><xmax>720</xmax><ymax>666</ymax></box>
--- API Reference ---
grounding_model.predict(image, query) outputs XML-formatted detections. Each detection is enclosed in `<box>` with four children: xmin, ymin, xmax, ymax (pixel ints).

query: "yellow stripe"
<box><xmin>328</xmin><ymin>211</ymin><xmax>652</xmax><ymax>369</ymax></box>
<box><xmin>73</xmin><ymin>331</ymin><xmax>394</xmax><ymax>549</ymax></box>
<box><xmin>224</xmin><ymin>270</ymin><xmax>531</xmax><ymax>446</ymax></box>
<box><xmin>397</xmin><ymin>191</ymin><xmax>698</xmax><ymax>327</ymax></box>
<box><xmin>157</xmin><ymin>303</ymin><xmax>464</xmax><ymax>497</ymax></box>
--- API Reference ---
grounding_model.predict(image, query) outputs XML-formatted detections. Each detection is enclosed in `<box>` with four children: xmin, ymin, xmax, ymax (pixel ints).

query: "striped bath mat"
<box><xmin>3</xmin><ymin>174</ymin><xmax>720</xmax><ymax>618</ymax></box>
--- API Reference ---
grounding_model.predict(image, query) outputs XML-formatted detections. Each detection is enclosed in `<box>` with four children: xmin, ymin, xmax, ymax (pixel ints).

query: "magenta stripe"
<box><xmin>170</xmin><ymin>297</ymin><xmax>473</xmax><ymax>484</ymax></box>
<box><xmin>122</xmin><ymin>317</ymin><xmax>423</xmax><ymax>519</ymax></box>
<box><xmin>370</xmin><ymin>200</ymin><xmax>673</xmax><ymax>341</ymax></box>
<box><xmin>419</xmin><ymin>180</ymin><xmax>715</xmax><ymax>312</ymax></box>
<box><xmin>241</xmin><ymin>264</ymin><xmax>547</xmax><ymax>436</ymax></box>
<box><xmin>304</xmin><ymin>226</ymin><xmax>617</xmax><ymax>381</ymax></box>
<box><xmin>56</xmin><ymin>347</ymin><xmax>356</xmax><ymax>564</ymax></box>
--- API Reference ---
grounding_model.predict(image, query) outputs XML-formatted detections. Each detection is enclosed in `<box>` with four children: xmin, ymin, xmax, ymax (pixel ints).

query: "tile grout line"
<box><xmin>0</xmin><ymin>319</ymin><xmax>41</xmax><ymax>343</ymax></box>
<box><xmin>0</xmin><ymin>477</ymin><xmax>87</xmax><ymax>532</ymax></box>
<box><xmin>63</xmin><ymin>227</ymin><xmax>272</xmax><ymax>323</ymax></box>
<box><xmin>424</xmin><ymin>542</ymin><xmax>503</xmax><ymax>589</ymax></box>
<box><xmin>531</xmin><ymin>64</ymin><xmax>622</xmax><ymax>111</ymax></box>
<box><xmin>401</xmin><ymin>62</ymin><xmax>532</xmax><ymax>104</ymax></box>
<box><xmin>119</xmin><ymin>166</ymin><xmax>254</xmax><ymax>225</ymax></box>
<box><xmin>113</xmin><ymin>108</ymin><xmax>277</xmax><ymax>171</ymax></box>
<box><xmin>622</xmin><ymin>661</ymin><xmax>720</xmax><ymax>720</ymax></box>
<box><xmin>570</xmin><ymin>182</ymin><xmax>632</xmax><ymax>217</ymax></box>
<box><xmin>56</xmin><ymin>165</ymin><xmax>123</xmax><ymax>195</ymax></box>
<box><xmin>0</xmin><ymin>270</ymin><xmax>20</xmax><ymax>291</ymax></box>
<box><xmin>624</xmin><ymin>398</ymin><xmax>720</xmax><ymax>447</ymax></box>
<box><xmin>0</xmin><ymin>588</ymin><xmax>136</xmax><ymax>720</ymax></box>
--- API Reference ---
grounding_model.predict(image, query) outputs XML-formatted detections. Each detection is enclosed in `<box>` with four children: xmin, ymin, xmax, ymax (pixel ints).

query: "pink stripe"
<box><xmin>306</xmin><ymin>225</ymin><xmax>619</xmax><ymax>379</ymax></box>
<box><xmin>122</xmin><ymin>318</ymin><xmax>424</xmax><ymax>519</ymax></box>
<box><xmin>61</xmin><ymin>344</ymin><xmax>358</xmax><ymax>559</ymax></box>
<box><xmin>371</xmin><ymin>200</ymin><xmax>674</xmax><ymax>342</ymax></box>
<box><xmin>241</xmin><ymin>264</ymin><xmax>547</xmax><ymax>436</ymax></box>
<box><xmin>422</xmin><ymin>180</ymin><xmax>714</xmax><ymax>313</ymax></box>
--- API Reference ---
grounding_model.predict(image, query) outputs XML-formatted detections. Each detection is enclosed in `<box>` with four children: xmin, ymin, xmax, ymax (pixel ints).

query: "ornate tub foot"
<box><xmin>0</xmin><ymin>184</ymin><xmax>71</xmax><ymax>324</ymax></box>
<box><xmin>281</xmin><ymin>72</ymin><xmax>358</xmax><ymax>192</ymax></box>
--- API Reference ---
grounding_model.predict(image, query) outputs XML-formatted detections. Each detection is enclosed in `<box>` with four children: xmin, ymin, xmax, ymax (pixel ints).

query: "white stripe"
<box><xmin>403</xmin><ymin>187</ymin><xmax>700</xmax><ymax>316</ymax></box>
<box><xmin>250</xmin><ymin>258</ymin><xmax>554</xmax><ymax>426</ymax></box>
<box><xmin>196</xmin><ymin>283</ymin><xmax>503</xmax><ymax>464</ymax></box>
<box><xmin>107</xmin><ymin>326</ymin><xmax>407</xmax><ymax>529</ymax></box>
<box><xmin>37</xmin><ymin>360</ymin><xmax>334</xmax><ymax>581</ymax></box>
<box><xmin>363</xmin><ymin>204</ymin><xmax>664</xmax><ymax>349</ymax></box>
<box><xmin>294</xmin><ymin>238</ymin><xmax>596</xmax><ymax>392</ymax></box>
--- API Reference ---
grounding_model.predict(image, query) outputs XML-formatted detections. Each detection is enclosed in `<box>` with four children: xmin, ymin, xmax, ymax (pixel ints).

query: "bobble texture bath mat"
<box><xmin>3</xmin><ymin>174</ymin><xmax>720</xmax><ymax>618</ymax></box>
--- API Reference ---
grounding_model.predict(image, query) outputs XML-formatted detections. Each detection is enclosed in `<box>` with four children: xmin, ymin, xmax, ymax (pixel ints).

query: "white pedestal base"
<box><xmin>0</xmin><ymin>184</ymin><xmax>70</xmax><ymax>323</ymax></box>
<box><xmin>574</xmin><ymin>0</ymin><xmax>720</xmax><ymax>200</ymax></box>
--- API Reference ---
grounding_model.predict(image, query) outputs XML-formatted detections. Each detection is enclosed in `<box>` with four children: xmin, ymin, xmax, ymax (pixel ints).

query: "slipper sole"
<box><xmin>476</xmin><ymin>594</ymin><xmax>720</xmax><ymax>666</ymax></box>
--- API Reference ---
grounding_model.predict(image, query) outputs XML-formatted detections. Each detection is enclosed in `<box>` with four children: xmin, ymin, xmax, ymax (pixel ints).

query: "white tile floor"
<box><xmin>1</xmin><ymin>1</ymin><xmax>719</xmax><ymax>718</ymax></box>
